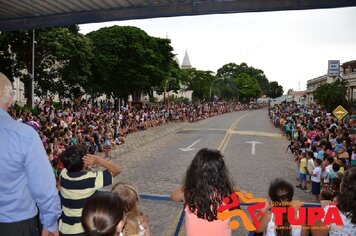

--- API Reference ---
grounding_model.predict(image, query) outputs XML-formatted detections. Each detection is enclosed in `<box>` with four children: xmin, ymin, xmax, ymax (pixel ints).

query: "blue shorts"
<box><xmin>312</xmin><ymin>181</ymin><xmax>320</xmax><ymax>195</ymax></box>
<box><xmin>299</xmin><ymin>173</ymin><xmax>307</xmax><ymax>181</ymax></box>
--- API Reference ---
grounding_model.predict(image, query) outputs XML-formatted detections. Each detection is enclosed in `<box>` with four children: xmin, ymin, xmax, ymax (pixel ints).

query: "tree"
<box><xmin>269</xmin><ymin>81</ymin><xmax>284</xmax><ymax>98</ymax></box>
<box><xmin>36</xmin><ymin>27</ymin><xmax>92</xmax><ymax>99</ymax></box>
<box><xmin>0</xmin><ymin>27</ymin><xmax>92</xmax><ymax>104</ymax></box>
<box><xmin>87</xmin><ymin>26</ymin><xmax>176</xmax><ymax>101</ymax></box>
<box><xmin>216</xmin><ymin>62</ymin><xmax>270</xmax><ymax>95</ymax></box>
<box><xmin>235</xmin><ymin>73</ymin><xmax>262</xmax><ymax>102</ymax></box>
<box><xmin>180</xmin><ymin>68</ymin><xmax>217</xmax><ymax>101</ymax></box>
<box><xmin>313</xmin><ymin>78</ymin><xmax>348</xmax><ymax>112</ymax></box>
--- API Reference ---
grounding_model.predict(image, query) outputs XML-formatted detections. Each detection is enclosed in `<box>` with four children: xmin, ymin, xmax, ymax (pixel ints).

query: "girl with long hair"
<box><xmin>170</xmin><ymin>148</ymin><xmax>235</xmax><ymax>236</ymax></box>
<box><xmin>111</xmin><ymin>182</ymin><xmax>151</xmax><ymax>236</ymax></box>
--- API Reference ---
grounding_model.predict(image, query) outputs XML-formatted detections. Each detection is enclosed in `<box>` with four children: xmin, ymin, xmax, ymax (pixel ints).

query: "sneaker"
<box><xmin>295</xmin><ymin>185</ymin><xmax>302</xmax><ymax>188</ymax></box>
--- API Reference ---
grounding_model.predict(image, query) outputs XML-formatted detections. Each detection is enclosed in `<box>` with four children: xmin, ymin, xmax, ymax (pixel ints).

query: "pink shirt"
<box><xmin>185</xmin><ymin>207</ymin><xmax>231</xmax><ymax>236</ymax></box>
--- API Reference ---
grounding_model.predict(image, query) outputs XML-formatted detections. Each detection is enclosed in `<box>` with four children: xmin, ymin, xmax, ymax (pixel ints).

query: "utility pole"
<box><xmin>31</xmin><ymin>29</ymin><xmax>35</xmax><ymax>108</ymax></box>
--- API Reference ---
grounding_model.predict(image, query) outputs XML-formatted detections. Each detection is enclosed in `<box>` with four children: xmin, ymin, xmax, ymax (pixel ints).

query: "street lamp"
<box><xmin>209</xmin><ymin>78</ymin><xmax>221</xmax><ymax>101</ymax></box>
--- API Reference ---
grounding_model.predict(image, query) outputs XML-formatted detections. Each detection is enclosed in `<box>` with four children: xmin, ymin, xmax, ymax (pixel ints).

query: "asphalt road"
<box><xmin>109</xmin><ymin>108</ymin><xmax>311</xmax><ymax>236</ymax></box>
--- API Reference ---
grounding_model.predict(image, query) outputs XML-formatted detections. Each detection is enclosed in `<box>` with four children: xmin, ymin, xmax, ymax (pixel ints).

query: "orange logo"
<box><xmin>217</xmin><ymin>192</ymin><xmax>265</xmax><ymax>231</ymax></box>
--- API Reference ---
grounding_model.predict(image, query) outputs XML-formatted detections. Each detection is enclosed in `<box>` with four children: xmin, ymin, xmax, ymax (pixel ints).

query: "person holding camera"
<box><xmin>58</xmin><ymin>144</ymin><xmax>121</xmax><ymax>236</ymax></box>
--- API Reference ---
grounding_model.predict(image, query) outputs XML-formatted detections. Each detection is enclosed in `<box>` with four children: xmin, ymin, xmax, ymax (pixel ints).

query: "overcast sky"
<box><xmin>80</xmin><ymin>6</ymin><xmax>356</xmax><ymax>93</ymax></box>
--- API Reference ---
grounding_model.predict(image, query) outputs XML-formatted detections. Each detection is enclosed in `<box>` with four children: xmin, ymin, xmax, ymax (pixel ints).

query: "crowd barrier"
<box><xmin>139</xmin><ymin>194</ymin><xmax>321</xmax><ymax>236</ymax></box>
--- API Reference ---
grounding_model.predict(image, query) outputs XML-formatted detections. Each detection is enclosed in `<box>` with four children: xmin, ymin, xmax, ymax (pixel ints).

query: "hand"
<box><xmin>139</xmin><ymin>214</ymin><xmax>151</xmax><ymax>235</ymax></box>
<box><xmin>83</xmin><ymin>154</ymin><xmax>98</xmax><ymax>166</ymax></box>
<box><xmin>42</xmin><ymin>229</ymin><xmax>59</xmax><ymax>236</ymax></box>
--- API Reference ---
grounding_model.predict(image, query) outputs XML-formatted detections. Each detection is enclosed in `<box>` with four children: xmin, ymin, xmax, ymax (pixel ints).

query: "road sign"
<box><xmin>332</xmin><ymin>105</ymin><xmax>348</xmax><ymax>120</ymax></box>
<box><xmin>328</xmin><ymin>60</ymin><xmax>340</xmax><ymax>77</ymax></box>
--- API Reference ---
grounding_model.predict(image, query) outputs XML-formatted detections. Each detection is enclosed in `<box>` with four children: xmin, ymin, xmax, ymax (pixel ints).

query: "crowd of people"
<box><xmin>2</xmin><ymin>70</ymin><xmax>355</xmax><ymax>236</ymax></box>
<box><xmin>269</xmin><ymin>102</ymin><xmax>356</xmax><ymax>203</ymax></box>
<box><xmin>9</xmin><ymin>97</ymin><xmax>260</xmax><ymax>176</ymax></box>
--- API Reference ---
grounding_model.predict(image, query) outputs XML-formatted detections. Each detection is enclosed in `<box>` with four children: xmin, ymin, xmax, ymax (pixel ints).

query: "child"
<box><xmin>306</xmin><ymin>151</ymin><xmax>315</xmax><ymax>193</ymax></box>
<box><xmin>81</xmin><ymin>191</ymin><xmax>126</xmax><ymax>236</ymax></box>
<box><xmin>296</xmin><ymin>152</ymin><xmax>307</xmax><ymax>190</ymax></box>
<box><xmin>170</xmin><ymin>148</ymin><xmax>235</xmax><ymax>236</ymax></box>
<box><xmin>58</xmin><ymin>144</ymin><xmax>121</xmax><ymax>235</ymax></box>
<box><xmin>255</xmin><ymin>178</ymin><xmax>302</xmax><ymax>236</ymax></box>
<box><xmin>311</xmin><ymin>158</ymin><xmax>322</xmax><ymax>202</ymax></box>
<box><xmin>112</xmin><ymin>182</ymin><xmax>151</xmax><ymax>236</ymax></box>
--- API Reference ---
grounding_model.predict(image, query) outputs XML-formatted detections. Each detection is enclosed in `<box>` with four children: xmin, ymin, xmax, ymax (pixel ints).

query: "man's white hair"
<box><xmin>0</xmin><ymin>72</ymin><xmax>13</xmax><ymax>105</ymax></box>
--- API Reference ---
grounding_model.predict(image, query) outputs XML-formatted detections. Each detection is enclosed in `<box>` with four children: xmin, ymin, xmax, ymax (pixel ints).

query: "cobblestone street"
<box><xmin>104</xmin><ymin>109</ymin><xmax>313</xmax><ymax>235</ymax></box>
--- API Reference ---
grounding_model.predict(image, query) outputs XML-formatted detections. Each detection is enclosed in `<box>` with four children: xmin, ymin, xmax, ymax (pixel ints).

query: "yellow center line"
<box><xmin>218</xmin><ymin>113</ymin><xmax>250</xmax><ymax>153</ymax></box>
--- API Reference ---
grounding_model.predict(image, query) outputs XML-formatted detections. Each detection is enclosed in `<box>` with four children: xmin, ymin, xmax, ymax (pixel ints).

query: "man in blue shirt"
<box><xmin>0</xmin><ymin>73</ymin><xmax>61</xmax><ymax>236</ymax></box>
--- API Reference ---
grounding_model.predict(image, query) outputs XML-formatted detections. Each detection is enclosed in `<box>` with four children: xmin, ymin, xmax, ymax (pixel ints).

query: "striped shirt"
<box><xmin>59</xmin><ymin>168</ymin><xmax>113</xmax><ymax>236</ymax></box>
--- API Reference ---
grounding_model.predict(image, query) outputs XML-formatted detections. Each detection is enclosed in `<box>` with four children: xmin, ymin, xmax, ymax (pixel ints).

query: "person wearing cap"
<box><xmin>0</xmin><ymin>72</ymin><xmax>61</xmax><ymax>236</ymax></box>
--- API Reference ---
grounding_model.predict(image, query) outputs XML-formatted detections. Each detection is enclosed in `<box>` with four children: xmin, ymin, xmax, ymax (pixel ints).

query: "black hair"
<box><xmin>320</xmin><ymin>189</ymin><xmax>333</xmax><ymax>201</ymax></box>
<box><xmin>315</xmin><ymin>158</ymin><xmax>322</xmax><ymax>166</ymax></box>
<box><xmin>59</xmin><ymin>144</ymin><xmax>87</xmax><ymax>172</ymax></box>
<box><xmin>326</xmin><ymin>156</ymin><xmax>334</xmax><ymax>164</ymax></box>
<box><xmin>332</xmin><ymin>163</ymin><xmax>340</xmax><ymax>172</ymax></box>
<box><xmin>268</xmin><ymin>178</ymin><xmax>294</xmax><ymax>236</ymax></box>
<box><xmin>338</xmin><ymin>167</ymin><xmax>356</xmax><ymax>224</ymax></box>
<box><xmin>183</xmin><ymin>148</ymin><xmax>234</xmax><ymax>221</ymax></box>
<box><xmin>82</xmin><ymin>191</ymin><xmax>124</xmax><ymax>236</ymax></box>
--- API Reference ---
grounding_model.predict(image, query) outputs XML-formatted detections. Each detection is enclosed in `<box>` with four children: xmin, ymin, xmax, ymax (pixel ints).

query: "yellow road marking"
<box><xmin>218</xmin><ymin>113</ymin><xmax>250</xmax><ymax>153</ymax></box>
<box><xmin>232</xmin><ymin>130</ymin><xmax>283</xmax><ymax>138</ymax></box>
<box><xmin>165</xmin><ymin>208</ymin><xmax>184</xmax><ymax>236</ymax></box>
<box><xmin>181</xmin><ymin>128</ymin><xmax>282</xmax><ymax>139</ymax></box>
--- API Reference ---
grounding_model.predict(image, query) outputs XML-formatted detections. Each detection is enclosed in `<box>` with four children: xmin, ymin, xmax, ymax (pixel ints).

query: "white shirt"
<box><xmin>265</xmin><ymin>212</ymin><xmax>301</xmax><ymax>236</ymax></box>
<box><xmin>322</xmin><ymin>165</ymin><xmax>332</xmax><ymax>183</ymax></box>
<box><xmin>323</xmin><ymin>204</ymin><xmax>356</xmax><ymax>236</ymax></box>
<box><xmin>307</xmin><ymin>158</ymin><xmax>315</xmax><ymax>174</ymax></box>
<box><xmin>311</xmin><ymin>166</ymin><xmax>322</xmax><ymax>183</ymax></box>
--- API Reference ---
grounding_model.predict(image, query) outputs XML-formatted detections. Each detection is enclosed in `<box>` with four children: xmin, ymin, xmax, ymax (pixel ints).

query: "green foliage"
<box><xmin>235</xmin><ymin>73</ymin><xmax>262</xmax><ymax>101</ymax></box>
<box><xmin>0</xmin><ymin>27</ymin><xmax>92</xmax><ymax>102</ymax></box>
<box><xmin>217</xmin><ymin>62</ymin><xmax>270</xmax><ymax>95</ymax></box>
<box><xmin>87</xmin><ymin>26</ymin><xmax>176</xmax><ymax>100</ymax></box>
<box><xmin>269</xmin><ymin>81</ymin><xmax>284</xmax><ymax>98</ymax></box>
<box><xmin>180</xmin><ymin>68</ymin><xmax>216</xmax><ymax>101</ymax></box>
<box><xmin>313</xmin><ymin>78</ymin><xmax>348</xmax><ymax>112</ymax></box>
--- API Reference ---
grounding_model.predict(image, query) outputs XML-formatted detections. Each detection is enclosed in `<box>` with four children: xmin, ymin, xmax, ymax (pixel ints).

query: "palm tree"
<box><xmin>313</xmin><ymin>78</ymin><xmax>348</xmax><ymax>112</ymax></box>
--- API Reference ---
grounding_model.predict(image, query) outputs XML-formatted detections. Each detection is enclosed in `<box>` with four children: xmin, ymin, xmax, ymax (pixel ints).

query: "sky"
<box><xmin>79</xmin><ymin>6</ymin><xmax>356</xmax><ymax>93</ymax></box>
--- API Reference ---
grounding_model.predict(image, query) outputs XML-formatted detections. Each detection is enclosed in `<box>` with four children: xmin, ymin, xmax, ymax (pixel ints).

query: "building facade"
<box><xmin>341</xmin><ymin>60</ymin><xmax>356</xmax><ymax>101</ymax></box>
<box><xmin>305</xmin><ymin>60</ymin><xmax>356</xmax><ymax>104</ymax></box>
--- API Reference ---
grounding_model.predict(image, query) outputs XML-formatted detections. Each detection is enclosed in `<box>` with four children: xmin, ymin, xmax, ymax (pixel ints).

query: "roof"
<box><xmin>342</xmin><ymin>60</ymin><xmax>356</xmax><ymax>68</ymax></box>
<box><xmin>1</xmin><ymin>0</ymin><xmax>356</xmax><ymax>31</ymax></box>
<box><xmin>181</xmin><ymin>50</ymin><xmax>192</xmax><ymax>69</ymax></box>
<box><xmin>288</xmin><ymin>91</ymin><xmax>305</xmax><ymax>96</ymax></box>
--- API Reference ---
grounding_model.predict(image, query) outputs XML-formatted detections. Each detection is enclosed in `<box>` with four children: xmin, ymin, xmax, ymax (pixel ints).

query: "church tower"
<box><xmin>181</xmin><ymin>50</ymin><xmax>192</xmax><ymax>69</ymax></box>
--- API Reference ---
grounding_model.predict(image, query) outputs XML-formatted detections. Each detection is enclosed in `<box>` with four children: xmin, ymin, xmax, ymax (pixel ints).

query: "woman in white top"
<box><xmin>255</xmin><ymin>178</ymin><xmax>302</xmax><ymax>236</ymax></box>
<box><xmin>312</xmin><ymin>167</ymin><xmax>356</xmax><ymax>236</ymax></box>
